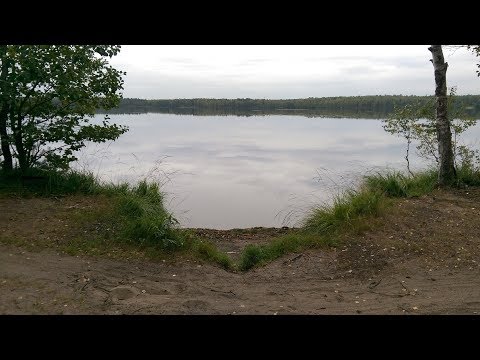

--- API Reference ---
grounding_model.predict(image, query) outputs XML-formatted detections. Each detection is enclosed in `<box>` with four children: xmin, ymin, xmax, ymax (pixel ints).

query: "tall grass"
<box><xmin>303</xmin><ymin>188</ymin><xmax>385</xmax><ymax>234</ymax></box>
<box><xmin>364</xmin><ymin>170</ymin><xmax>437</xmax><ymax>198</ymax></box>
<box><xmin>456</xmin><ymin>165</ymin><xmax>480</xmax><ymax>186</ymax></box>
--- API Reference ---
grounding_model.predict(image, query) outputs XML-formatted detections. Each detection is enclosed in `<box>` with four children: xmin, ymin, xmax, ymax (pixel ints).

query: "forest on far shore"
<box><xmin>98</xmin><ymin>95</ymin><xmax>480</xmax><ymax>118</ymax></box>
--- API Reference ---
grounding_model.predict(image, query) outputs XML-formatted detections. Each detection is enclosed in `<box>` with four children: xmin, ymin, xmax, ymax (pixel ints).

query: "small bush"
<box><xmin>239</xmin><ymin>245</ymin><xmax>264</xmax><ymax>271</ymax></box>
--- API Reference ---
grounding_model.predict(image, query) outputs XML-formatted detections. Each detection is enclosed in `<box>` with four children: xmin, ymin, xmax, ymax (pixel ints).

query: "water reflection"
<box><xmin>75</xmin><ymin>114</ymin><xmax>480</xmax><ymax>229</ymax></box>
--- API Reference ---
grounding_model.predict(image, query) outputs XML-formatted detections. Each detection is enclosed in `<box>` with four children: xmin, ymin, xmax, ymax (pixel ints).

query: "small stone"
<box><xmin>172</xmin><ymin>274</ymin><xmax>176</xmax><ymax>277</ymax></box>
<box><xmin>412</xmin><ymin>306</ymin><xmax>418</xmax><ymax>310</ymax></box>
<box><xmin>141</xmin><ymin>290</ymin><xmax>146</xmax><ymax>294</ymax></box>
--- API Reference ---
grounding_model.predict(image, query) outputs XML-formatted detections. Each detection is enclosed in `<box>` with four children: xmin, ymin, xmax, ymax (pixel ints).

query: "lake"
<box><xmin>76</xmin><ymin>114</ymin><xmax>480</xmax><ymax>229</ymax></box>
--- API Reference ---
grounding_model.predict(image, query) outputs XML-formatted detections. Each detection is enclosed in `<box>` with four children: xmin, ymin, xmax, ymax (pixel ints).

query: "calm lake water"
<box><xmin>76</xmin><ymin>114</ymin><xmax>480</xmax><ymax>229</ymax></box>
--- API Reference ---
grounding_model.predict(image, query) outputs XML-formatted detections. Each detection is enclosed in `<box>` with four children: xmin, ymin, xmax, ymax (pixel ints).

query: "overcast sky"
<box><xmin>110</xmin><ymin>45</ymin><xmax>480</xmax><ymax>99</ymax></box>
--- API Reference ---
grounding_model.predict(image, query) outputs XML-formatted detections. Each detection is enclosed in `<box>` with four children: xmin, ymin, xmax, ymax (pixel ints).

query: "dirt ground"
<box><xmin>1</xmin><ymin>188</ymin><xmax>480</xmax><ymax>315</ymax></box>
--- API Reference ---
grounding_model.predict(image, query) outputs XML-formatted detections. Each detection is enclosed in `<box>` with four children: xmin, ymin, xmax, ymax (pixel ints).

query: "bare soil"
<box><xmin>1</xmin><ymin>188</ymin><xmax>480</xmax><ymax>314</ymax></box>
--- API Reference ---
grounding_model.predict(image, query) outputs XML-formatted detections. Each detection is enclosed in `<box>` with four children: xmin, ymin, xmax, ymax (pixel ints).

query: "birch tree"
<box><xmin>429</xmin><ymin>45</ymin><xmax>456</xmax><ymax>185</ymax></box>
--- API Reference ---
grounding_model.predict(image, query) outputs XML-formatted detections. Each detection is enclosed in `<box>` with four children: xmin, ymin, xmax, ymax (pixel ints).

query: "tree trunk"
<box><xmin>429</xmin><ymin>45</ymin><xmax>456</xmax><ymax>185</ymax></box>
<box><xmin>0</xmin><ymin>45</ymin><xmax>13</xmax><ymax>172</ymax></box>
<box><xmin>14</xmin><ymin>131</ymin><xmax>27</xmax><ymax>172</ymax></box>
<box><xmin>0</xmin><ymin>105</ymin><xmax>12</xmax><ymax>172</ymax></box>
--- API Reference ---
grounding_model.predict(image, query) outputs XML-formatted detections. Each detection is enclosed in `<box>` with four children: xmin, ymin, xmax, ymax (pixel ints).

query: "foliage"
<box><xmin>100</xmin><ymin>95</ymin><xmax>480</xmax><ymax>119</ymax></box>
<box><xmin>467</xmin><ymin>45</ymin><xmax>480</xmax><ymax>77</ymax></box>
<box><xmin>455</xmin><ymin>146</ymin><xmax>480</xmax><ymax>186</ymax></box>
<box><xmin>383</xmin><ymin>88</ymin><xmax>478</xmax><ymax>171</ymax></box>
<box><xmin>0</xmin><ymin>45</ymin><xmax>128</xmax><ymax>172</ymax></box>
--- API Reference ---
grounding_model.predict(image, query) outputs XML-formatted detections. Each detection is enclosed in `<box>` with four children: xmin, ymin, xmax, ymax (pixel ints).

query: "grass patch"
<box><xmin>303</xmin><ymin>188</ymin><xmax>386</xmax><ymax>235</ymax></box>
<box><xmin>0</xmin><ymin>168</ymin><xmax>232</xmax><ymax>269</ymax></box>
<box><xmin>364</xmin><ymin>170</ymin><xmax>437</xmax><ymax>198</ymax></box>
<box><xmin>457</xmin><ymin>166</ymin><xmax>480</xmax><ymax>187</ymax></box>
<box><xmin>238</xmin><ymin>232</ymin><xmax>331</xmax><ymax>271</ymax></box>
<box><xmin>5</xmin><ymin>166</ymin><xmax>480</xmax><ymax>272</ymax></box>
<box><xmin>192</xmin><ymin>240</ymin><xmax>233</xmax><ymax>270</ymax></box>
<box><xmin>0</xmin><ymin>168</ymin><xmax>102</xmax><ymax>196</ymax></box>
<box><xmin>238</xmin><ymin>169</ymin><xmax>444</xmax><ymax>271</ymax></box>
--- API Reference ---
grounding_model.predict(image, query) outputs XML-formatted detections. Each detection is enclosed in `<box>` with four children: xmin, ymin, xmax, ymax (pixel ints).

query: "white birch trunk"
<box><xmin>429</xmin><ymin>45</ymin><xmax>456</xmax><ymax>185</ymax></box>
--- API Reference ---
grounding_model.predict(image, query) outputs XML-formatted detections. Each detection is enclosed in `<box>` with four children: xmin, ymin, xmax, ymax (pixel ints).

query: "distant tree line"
<box><xmin>98</xmin><ymin>95</ymin><xmax>480</xmax><ymax>118</ymax></box>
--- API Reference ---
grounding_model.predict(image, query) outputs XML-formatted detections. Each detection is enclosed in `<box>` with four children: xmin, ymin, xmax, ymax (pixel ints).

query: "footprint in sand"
<box><xmin>110</xmin><ymin>286</ymin><xmax>139</xmax><ymax>301</ymax></box>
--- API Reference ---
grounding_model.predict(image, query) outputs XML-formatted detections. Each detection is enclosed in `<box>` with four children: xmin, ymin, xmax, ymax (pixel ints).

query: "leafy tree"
<box><xmin>0</xmin><ymin>45</ymin><xmax>128</xmax><ymax>173</ymax></box>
